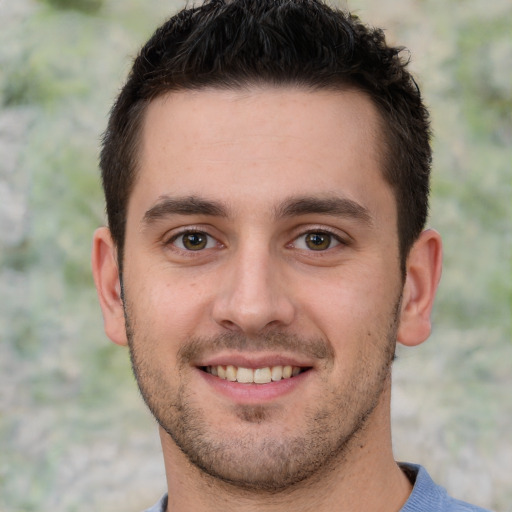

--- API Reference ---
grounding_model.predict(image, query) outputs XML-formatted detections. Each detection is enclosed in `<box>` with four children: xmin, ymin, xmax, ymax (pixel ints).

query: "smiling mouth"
<box><xmin>200</xmin><ymin>365</ymin><xmax>310</xmax><ymax>384</ymax></box>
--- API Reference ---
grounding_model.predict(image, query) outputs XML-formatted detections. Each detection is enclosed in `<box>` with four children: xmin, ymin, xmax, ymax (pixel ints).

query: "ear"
<box><xmin>91</xmin><ymin>227</ymin><xmax>128</xmax><ymax>346</ymax></box>
<box><xmin>397</xmin><ymin>229</ymin><xmax>443</xmax><ymax>347</ymax></box>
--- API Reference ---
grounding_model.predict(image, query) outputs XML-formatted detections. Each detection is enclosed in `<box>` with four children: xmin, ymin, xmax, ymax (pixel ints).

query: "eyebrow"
<box><xmin>142</xmin><ymin>195</ymin><xmax>228</xmax><ymax>225</ymax></box>
<box><xmin>142</xmin><ymin>194</ymin><xmax>373</xmax><ymax>227</ymax></box>
<box><xmin>275</xmin><ymin>196</ymin><xmax>373</xmax><ymax>225</ymax></box>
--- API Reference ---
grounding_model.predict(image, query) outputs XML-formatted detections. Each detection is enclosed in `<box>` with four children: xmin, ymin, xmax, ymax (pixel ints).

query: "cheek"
<box><xmin>295</xmin><ymin>266</ymin><xmax>398</xmax><ymax>359</ymax></box>
<box><xmin>130</xmin><ymin>269</ymin><xmax>216</xmax><ymax>344</ymax></box>
<box><xmin>298</xmin><ymin>265</ymin><xmax>391</xmax><ymax>326</ymax></box>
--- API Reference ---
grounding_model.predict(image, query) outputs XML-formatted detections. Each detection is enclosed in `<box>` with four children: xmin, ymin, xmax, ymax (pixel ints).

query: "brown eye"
<box><xmin>292</xmin><ymin>231</ymin><xmax>341</xmax><ymax>251</ymax></box>
<box><xmin>183</xmin><ymin>233</ymin><xmax>207</xmax><ymax>250</ymax></box>
<box><xmin>304</xmin><ymin>232</ymin><xmax>332</xmax><ymax>250</ymax></box>
<box><xmin>172</xmin><ymin>231</ymin><xmax>215</xmax><ymax>251</ymax></box>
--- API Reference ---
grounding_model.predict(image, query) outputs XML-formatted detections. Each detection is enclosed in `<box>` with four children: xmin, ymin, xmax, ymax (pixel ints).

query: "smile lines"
<box><xmin>203</xmin><ymin>365</ymin><xmax>307</xmax><ymax>384</ymax></box>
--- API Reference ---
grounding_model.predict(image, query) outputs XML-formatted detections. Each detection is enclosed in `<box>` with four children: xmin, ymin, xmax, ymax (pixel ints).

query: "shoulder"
<box><xmin>399</xmin><ymin>463</ymin><xmax>493</xmax><ymax>512</ymax></box>
<box><xmin>141</xmin><ymin>493</ymin><xmax>168</xmax><ymax>512</ymax></box>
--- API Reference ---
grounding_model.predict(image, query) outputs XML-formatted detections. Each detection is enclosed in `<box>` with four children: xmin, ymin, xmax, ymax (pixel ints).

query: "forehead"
<box><xmin>130</xmin><ymin>86</ymin><xmax>392</xmax><ymax>222</ymax></box>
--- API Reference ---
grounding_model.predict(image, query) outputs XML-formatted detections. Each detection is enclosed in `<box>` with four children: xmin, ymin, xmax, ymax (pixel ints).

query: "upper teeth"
<box><xmin>206</xmin><ymin>365</ymin><xmax>302</xmax><ymax>383</ymax></box>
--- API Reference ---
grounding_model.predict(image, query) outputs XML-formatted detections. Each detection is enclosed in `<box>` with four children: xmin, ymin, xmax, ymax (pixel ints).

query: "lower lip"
<box><xmin>197</xmin><ymin>369</ymin><xmax>311</xmax><ymax>404</ymax></box>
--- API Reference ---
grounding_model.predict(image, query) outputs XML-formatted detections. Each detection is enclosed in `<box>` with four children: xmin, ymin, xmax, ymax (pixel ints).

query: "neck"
<box><xmin>158</xmin><ymin>384</ymin><xmax>412</xmax><ymax>512</ymax></box>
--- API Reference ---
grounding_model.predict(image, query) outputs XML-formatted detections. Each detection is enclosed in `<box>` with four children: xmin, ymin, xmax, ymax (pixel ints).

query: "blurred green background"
<box><xmin>0</xmin><ymin>0</ymin><xmax>510</xmax><ymax>510</ymax></box>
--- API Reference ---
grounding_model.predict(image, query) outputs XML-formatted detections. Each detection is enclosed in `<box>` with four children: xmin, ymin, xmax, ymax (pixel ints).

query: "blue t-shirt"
<box><xmin>142</xmin><ymin>463</ymin><xmax>492</xmax><ymax>511</ymax></box>
<box><xmin>399</xmin><ymin>463</ymin><xmax>492</xmax><ymax>511</ymax></box>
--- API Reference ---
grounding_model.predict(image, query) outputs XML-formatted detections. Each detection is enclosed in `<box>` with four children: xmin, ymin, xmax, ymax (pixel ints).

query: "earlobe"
<box><xmin>397</xmin><ymin>229</ymin><xmax>443</xmax><ymax>347</ymax></box>
<box><xmin>91</xmin><ymin>227</ymin><xmax>128</xmax><ymax>346</ymax></box>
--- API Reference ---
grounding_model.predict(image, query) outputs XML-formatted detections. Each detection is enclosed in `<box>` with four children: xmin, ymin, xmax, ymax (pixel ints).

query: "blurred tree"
<box><xmin>38</xmin><ymin>0</ymin><xmax>103</xmax><ymax>15</ymax></box>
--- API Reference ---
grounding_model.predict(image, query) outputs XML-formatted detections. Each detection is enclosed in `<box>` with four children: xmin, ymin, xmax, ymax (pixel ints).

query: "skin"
<box><xmin>92</xmin><ymin>87</ymin><xmax>442</xmax><ymax>512</ymax></box>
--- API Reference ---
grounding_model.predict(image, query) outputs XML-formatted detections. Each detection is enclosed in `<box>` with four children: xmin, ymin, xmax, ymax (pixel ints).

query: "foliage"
<box><xmin>38</xmin><ymin>0</ymin><xmax>104</xmax><ymax>14</ymax></box>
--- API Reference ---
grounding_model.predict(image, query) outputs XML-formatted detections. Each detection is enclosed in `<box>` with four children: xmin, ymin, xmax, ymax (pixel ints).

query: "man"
<box><xmin>91</xmin><ymin>1</ymin><xmax>490</xmax><ymax>510</ymax></box>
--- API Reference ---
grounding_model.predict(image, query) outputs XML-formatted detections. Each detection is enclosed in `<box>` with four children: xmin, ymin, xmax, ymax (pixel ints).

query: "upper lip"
<box><xmin>194</xmin><ymin>352</ymin><xmax>315</xmax><ymax>369</ymax></box>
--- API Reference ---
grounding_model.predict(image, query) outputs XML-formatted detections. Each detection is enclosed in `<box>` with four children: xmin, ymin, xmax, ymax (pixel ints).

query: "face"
<box><xmin>121</xmin><ymin>87</ymin><xmax>404</xmax><ymax>490</ymax></box>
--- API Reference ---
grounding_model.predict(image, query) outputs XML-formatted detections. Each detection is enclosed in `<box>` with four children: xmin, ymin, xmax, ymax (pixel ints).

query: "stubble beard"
<box><xmin>123</xmin><ymin>298</ymin><xmax>400</xmax><ymax>493</ymax></box>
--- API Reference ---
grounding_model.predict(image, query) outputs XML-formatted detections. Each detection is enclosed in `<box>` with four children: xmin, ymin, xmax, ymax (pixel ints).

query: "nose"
<box><xmin>212</xmin><ymin>242</ymin><xmax>295</xmax><ymax>335</ymax></box>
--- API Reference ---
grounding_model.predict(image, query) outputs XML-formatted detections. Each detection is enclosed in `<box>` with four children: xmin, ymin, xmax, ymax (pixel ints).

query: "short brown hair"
<box><xmin>100</xmin><ymin>0</ymin><xmax>431</xmax><ymax>272</ymax></box>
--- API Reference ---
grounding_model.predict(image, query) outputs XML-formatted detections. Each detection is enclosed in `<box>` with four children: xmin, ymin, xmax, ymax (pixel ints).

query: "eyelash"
<box><xmin>289</xmin><ymin>228</ymin><xmax>348</xmax><ymax>252</ymax></box>
<box><xmin>165</xmin><ymin>229</ymin><xmax>219</xmax><ymax>252</ymax></box>
<box><xmin>164</xmin><ymin>226</ymin><xmax>348</xmax><ymax>254</ymax></box>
